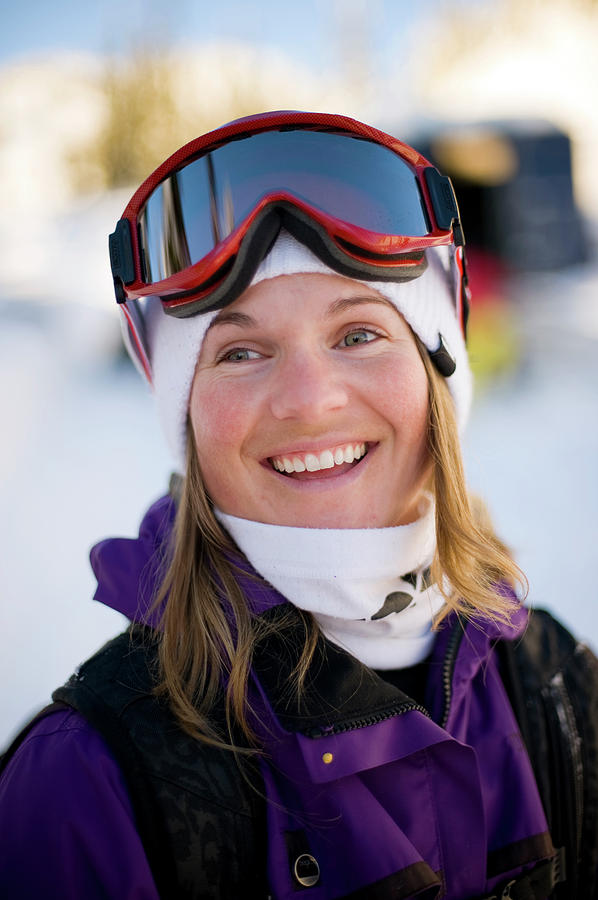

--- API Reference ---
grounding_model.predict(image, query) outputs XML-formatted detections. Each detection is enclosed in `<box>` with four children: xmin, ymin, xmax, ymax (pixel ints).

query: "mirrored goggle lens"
<box><xmin>138</xmin><ymin>130</ymin><xmax>431</xmax><ymax>284</ymax></box>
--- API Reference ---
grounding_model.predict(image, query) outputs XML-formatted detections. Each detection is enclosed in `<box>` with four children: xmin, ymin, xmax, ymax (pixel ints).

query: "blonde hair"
<box><xmin>418</xmin><ymin>343</ymin><xmax>526</xmax><ymax>623</ymax></box>
<box><xmin>153</xmin><ymin>337</ymin><xmax>525</xmax><ymax>746</ymax></box>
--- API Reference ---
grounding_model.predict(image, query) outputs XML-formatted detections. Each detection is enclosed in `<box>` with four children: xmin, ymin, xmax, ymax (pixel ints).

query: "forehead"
<box><xmin>207</xmin><ymin>272</ymin><xmax>402</xmax><ymax>330</ymax></box>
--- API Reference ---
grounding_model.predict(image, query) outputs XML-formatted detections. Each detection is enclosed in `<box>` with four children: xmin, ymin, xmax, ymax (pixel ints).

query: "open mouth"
<box><xmin>268</xmin><ymin>442</ymin><xmax>369</xmax><ymax>478</ymax></box>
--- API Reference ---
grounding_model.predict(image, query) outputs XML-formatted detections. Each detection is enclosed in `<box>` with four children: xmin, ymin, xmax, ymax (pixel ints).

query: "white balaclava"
<box><xmin>141</xmin><ymin>231</ymin><xmax>472</xmax><ymax>470</ymax></box>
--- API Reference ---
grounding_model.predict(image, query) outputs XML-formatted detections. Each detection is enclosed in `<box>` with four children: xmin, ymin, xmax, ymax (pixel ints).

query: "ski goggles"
<box><xmin>109</xmin><ymin>110</ymin><xmax>468</xmax><ymax>380</ymax></box>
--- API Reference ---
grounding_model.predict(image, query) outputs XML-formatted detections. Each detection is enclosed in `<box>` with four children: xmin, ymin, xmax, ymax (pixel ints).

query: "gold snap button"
<box><xmin>322</xmin><ymin>752</ymin><xmax>333</xmax><ymax>764</ymax></box>
<box><xmin>293</xmin><ymin>853</ymin><xmax>320</xmax><ymax>887</ymax></box>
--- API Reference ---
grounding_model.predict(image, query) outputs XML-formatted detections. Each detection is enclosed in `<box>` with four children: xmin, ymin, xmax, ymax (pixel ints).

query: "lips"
<box><xmin>269</xmin><ymin>442</ymin><xmax>368</xmax><ymax>475</ymax></box>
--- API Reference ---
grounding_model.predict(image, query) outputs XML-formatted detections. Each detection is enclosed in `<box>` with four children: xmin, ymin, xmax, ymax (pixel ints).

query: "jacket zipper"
<box><xmin>546</xmin><ymin>671</ymin><xmax>584</xmax><ymax>862</ymax></box>
<box><xmin>441</xmin><ymin>621</ymin><xmax>466</xmax><ymax>729</ymax></box>
<box><xmin>308</xmin><ymin>617</ymin><xmax>466</xmax><ymax>739</ymax></box>
<box><xmin>307</xmin><ymin>700</ymin><xmax>431</xmax><ymax>739</ymax></box>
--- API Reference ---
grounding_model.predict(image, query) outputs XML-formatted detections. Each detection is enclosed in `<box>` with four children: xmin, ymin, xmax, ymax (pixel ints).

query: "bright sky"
<box><xmin>0</xmin><ymin>0</ymin><xmax>447</xmax><ymax>68</ymax></box>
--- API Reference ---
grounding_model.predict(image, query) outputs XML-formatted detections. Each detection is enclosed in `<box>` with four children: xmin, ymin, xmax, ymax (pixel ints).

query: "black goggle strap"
<box><xmin>110</xmin><ymin>219</ymin><xmax>136</xmax><ymax>304</ymax></box>
<box><xmin>424</xmin><ymin>168</ymin><xmax>463</xmax><ymax>244</ymax></box>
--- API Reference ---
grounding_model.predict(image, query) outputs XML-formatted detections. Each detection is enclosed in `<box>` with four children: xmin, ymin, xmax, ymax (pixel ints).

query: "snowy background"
<box><xmin>1</xmin><ymin>0</ymin><xmax>597</xmax><ymax>745</ymax></box>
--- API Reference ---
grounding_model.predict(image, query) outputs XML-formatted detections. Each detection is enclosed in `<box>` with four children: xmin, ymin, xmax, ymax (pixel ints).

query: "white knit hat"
<box><xmin>142</xmin><ymin>231</ymin><xmax>472</xmax><ymax>470</ymax></box>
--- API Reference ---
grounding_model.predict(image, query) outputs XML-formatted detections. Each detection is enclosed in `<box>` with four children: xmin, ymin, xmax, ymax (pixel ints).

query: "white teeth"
<box><xmin>271</xmin><ymin>442</ymin><xmax>369</xmax><ymax>474</ymax></box>
<box><xmin>320</xmin><ymin>450</ymin><xmax>335</xmax><ymax>469</ymax></box>
<box><xmin>305</xmin><ymin>453</ymin><xmax>320</xmax><ymax>472</ymax></box>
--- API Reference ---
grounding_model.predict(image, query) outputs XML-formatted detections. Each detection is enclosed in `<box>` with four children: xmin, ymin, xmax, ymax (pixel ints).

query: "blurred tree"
<box><xmin>68</xmin><ymin>47</ymin><xmax>203</xmax><ymax>192</ymax></box>
<box><xmin>67</xmin><ymin>40</ymin><xmax>349</xmax><ymax>194</ymax></box>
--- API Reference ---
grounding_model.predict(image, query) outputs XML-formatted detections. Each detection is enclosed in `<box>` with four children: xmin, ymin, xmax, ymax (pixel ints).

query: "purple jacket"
<box><xmin>0</xmin><ymin>496</ymin><xmax>554</xmax><ymax>898</ymax></box>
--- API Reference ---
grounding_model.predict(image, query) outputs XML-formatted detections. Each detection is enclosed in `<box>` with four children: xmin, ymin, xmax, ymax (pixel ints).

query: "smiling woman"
<box><xmin>190</xmin><ymin>274</ymin><xmax>431</xmax><ymax>529</ymax></box>
<box><xmin>2</xmin><ymin>111</ymin><xmax>598</xmax><ymax>900</ymax></box>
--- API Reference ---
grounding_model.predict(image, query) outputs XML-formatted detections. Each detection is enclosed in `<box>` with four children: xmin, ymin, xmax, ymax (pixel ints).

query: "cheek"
<box><xmin>189</xmin><ymin>377</ymin><xmax>252</xmax><ymax>458</ymax></box>
<box><xmin>188</xmin><ymin>378</ymin><xmax>257</xmax><ymax>510</ymax></box>
<box><xmin>376</xmin><ymin>358</ymin><xmax>432</xmax><ymax>488</ymax></box>
<box><xmin>375</xmin><ymin>357</ymin><xmax>429</xmax><ymax>438</ymax></box>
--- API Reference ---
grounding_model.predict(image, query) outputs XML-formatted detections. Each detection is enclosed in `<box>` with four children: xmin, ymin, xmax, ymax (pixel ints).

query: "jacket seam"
<box><xmin>4</xmin><ymin>711</ymin><xmax>95</xmax><ymax>753</ymax></box>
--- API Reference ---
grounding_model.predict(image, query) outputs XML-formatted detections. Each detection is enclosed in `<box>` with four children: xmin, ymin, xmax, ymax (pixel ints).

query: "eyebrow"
<box><xmin>325</xmin><ymin>295</ymin><xmax>398</xmax><ymax>318</ymax></box>
<box><xmin>206</xmin><ymin>294</ymin><xmax>397</xmax><ymax>333</ymax></box>
<box><xmin>206</xmin><ymin>309</ymin><xmax>257</xmax><ymax>332</ymax></box>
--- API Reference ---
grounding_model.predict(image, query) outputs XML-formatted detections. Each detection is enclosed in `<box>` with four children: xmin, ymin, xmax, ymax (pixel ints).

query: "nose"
<box><xmin>269</xmin><ymin>350</ymin><xmax>349</xmax><ymax>422</ymax></box>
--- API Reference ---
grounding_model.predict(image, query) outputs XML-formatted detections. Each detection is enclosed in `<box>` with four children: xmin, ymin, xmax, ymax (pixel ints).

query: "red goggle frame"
<box><xmin>109</xmin><ymin>111</ymin><xmax>469</xmax><ymax>381</ymax></box>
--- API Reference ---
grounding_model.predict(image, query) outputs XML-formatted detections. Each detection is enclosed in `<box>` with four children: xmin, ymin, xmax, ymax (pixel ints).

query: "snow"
<box><xmin>0</xmin><ymin>307</ymin><xmax>172</xmax><ymax>741</ymax></box>
<box><xmin>464</xmin><ymin>266</ymin><xmax>598</xmax><ymax>646</ymax></box>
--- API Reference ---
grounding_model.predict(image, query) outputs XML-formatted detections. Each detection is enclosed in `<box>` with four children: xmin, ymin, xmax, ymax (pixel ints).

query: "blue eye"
<box><xmin>219</xmin><ymin>348</ymin><xmax>261</xmax><ymax>362</ymax></box>
<box><xmin>341</xmin><ymin>329</ymin><xmax>378</xmax><ymax>347</ymax></box>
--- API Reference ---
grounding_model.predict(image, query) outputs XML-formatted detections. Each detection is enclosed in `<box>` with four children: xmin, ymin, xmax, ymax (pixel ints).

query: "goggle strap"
<box><xmin>424</xmin><ymin>168</ymin><xmax>463</xmax><ymax>242</ymax></box>
<box><xmin>455</xmin><ymin>245</ymin><xmax>470</xmax><ymax>337</ymax></box>
<box><xmin>109</xmin><ymin>220</ymin><xmax>136</xmax><ymax>301</ymax></box>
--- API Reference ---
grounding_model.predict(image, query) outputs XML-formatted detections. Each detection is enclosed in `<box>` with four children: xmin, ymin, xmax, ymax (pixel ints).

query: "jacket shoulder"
<box><xmin>0</xmin><ymin>706</ymin><xmax>159</xmax><ymax>900</ymax></box>
<box><xmin>511</xmin><ymin>607</ymin><xmax>598</xmax><ymax>727</ymax></box>
<box><xmin>515</xmin><ymin>607</ymin><xmax>598</xmax><ymax>686</ymax></box>
<box><xmin>54</xmin><ymin>627</ymin><xmax>157</xmax><ymax>711</ymax></box>
<box><xmin>52</xmin><ymin>626</ymin><xmax>268</xmax><ymax>899</ymax></box>
<box><xmin>501</xmin><ymin>607</ymin><xmax>598</xmax><ymax>898</ymax></box>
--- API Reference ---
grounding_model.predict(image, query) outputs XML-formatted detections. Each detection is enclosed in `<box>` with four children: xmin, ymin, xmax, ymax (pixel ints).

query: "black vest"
<box><xmin>55</xmin><ymin>627</ymin><xmax>269</xmax><ymax>899</ymax></box>
<box><xmin>3</xmin><ymin>608</ymin><xmax>598</xmax><ymax>899</ymax></box>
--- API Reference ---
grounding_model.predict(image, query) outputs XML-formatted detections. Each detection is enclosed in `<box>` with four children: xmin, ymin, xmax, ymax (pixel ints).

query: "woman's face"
<box><xmin>189</xmin><ymin>273</ymin><xmax>431</xmax><ymax>529</ymax></box>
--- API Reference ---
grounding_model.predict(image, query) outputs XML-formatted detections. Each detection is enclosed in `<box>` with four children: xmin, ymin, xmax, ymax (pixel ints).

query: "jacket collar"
<box><xmin>252</xmin><ymin>599</ymin><xmax>527</xmax><ymax>736</ymax></box>
<box><xmin>90</xmin><ymin>494</ymin><xmax>177</xmax><ymax>627</ymax></box>
<box><xmin>90</xmin><ymin>492</ymin><xmax>290</xmax><ymax>625</ymax></box>
<box><xmin>90</xmin><ymin>492</ymin><xmax>527</xmax><ymax>734</ymax></box>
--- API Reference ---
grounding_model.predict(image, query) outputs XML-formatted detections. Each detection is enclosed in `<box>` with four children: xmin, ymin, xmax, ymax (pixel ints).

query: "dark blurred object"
<box><xmin>413</xmin><ymin>120</ymin><xmax>587</xmax><ymax>270</ymax></box>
